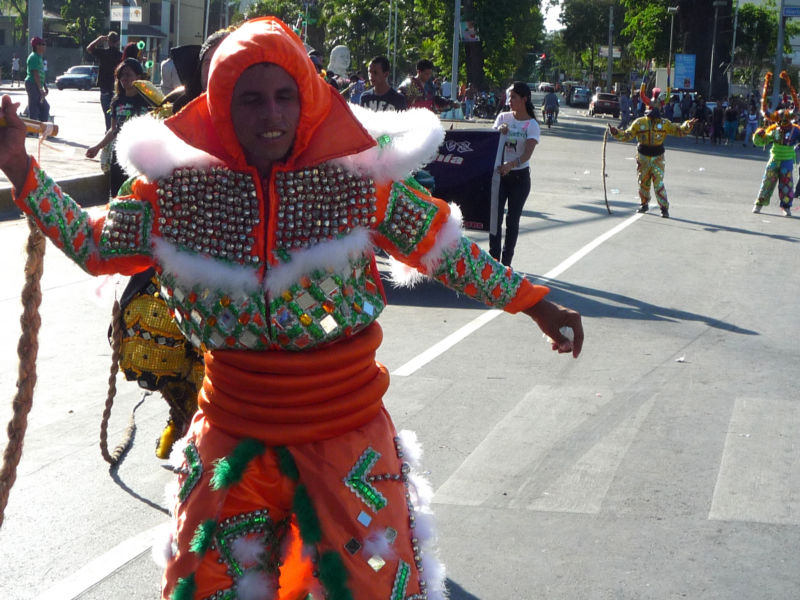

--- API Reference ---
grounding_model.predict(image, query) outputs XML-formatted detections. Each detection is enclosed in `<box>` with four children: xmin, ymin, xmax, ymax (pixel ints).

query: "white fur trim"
<box><xmin>151</xmin><ymin>529</ymin><xmax>174</xmax><ymax>568</ymax></box>
<box><xmin>232</xmin><ymin>535</ymin><xmax>266</xmax><ymax>567</ymax></box>
<box><xmin>387</xmin><ymin>203</ymin><xmax>464</xmax><ymax>288</ymax></box>
<box><xmin>264</xmin><ymin>228</ymin><xmax>373</xmax><ymax>295</ymax></box>
<box><xmin>330</xmin><ymin>105</ymin><xmax>445</xmax><ymax>183</ymax></box>
<box><xmin>398</xmin><ymin>432</ymin><xmax>448</xmax><ymax>600</ymax></box>
<box><xmin>236</xmin><ymin>569</ymin><xmax>275</xmax><ymax>600</ymax></box>
<box><xmin>153</xmin><ymin>239</ymin><xmax>262</xmax><ymax>292</ymax></box>
<box><xmin>362</xmin><ymin>528</ymin><xmax>398</xmax><ymax>561</ymax></box>
<box><xmin>397</xmin><ymin>429</ymin><xmax>423</xmax><ymax>468</ymax></box>
<box><xmin>115</xmin><ymin>114</ymin><xmax>223</xmax><ymax>182</ymax></box>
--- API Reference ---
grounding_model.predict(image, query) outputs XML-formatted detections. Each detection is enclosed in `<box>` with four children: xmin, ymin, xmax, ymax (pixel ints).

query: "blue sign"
<box><xmin>674</xmin><ymin>54</ymin><xmax>696</xmax><ymax>90</ymax></box>
<box><xmin>424</xmin><ymin>130</ymin><xmax>503</xmax><ymax>231</ymax></box>
<box><xmin>783</xmin><ymin>6</ymin><xmax>800</xmax><ymax>17</ymax></box>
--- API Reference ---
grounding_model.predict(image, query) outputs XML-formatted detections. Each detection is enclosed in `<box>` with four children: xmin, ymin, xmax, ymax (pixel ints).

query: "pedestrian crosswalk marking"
<box><xmin>709</xmin><ymin>397</ymin><xmax>800</xmax><ymax>525</ymax></box>
<box><xmin>433</xmin><ymin>387</ymin><xmax>654</xmax><ymax>513</ymax></box>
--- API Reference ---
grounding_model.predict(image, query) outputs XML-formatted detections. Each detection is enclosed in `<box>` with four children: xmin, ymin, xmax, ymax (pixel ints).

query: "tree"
<box><xmin>0</xmin><ymin>0</ymin><xmax>27</xmax><ymax>46</ymax></box>
<box><xmin>558</xmin><ymin>0</ymin><xmax>623</xmax><ymax>86</ymax></box>
<box><xmin>734</xmin><ymin>2</ymin><xmax>800</xmax><ymax>92</ymax></box>
<box><xmin>61</xmin><ymin>0</ymin><xmax>105</xmax><ymax>55</ymax></box>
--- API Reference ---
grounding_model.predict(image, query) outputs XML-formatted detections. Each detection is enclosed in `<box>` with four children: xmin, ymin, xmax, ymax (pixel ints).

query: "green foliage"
<box><xmin>238</xmin><ymin>0</ymin><xmax>544</xmax><ymax>88</ymax></box>
<box><xmin>61</xmin><ymin>0</ymin><xmax>105</xmax><ymax>51</ymax></box>
<box><xmin>734</xmin><ymin>2</ymin><xmax>800</xmax><ymax>90</ymax></box>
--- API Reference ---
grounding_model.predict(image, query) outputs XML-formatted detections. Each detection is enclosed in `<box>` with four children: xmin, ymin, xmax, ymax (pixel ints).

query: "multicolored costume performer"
<box><xmin>4</xmin><ymin>18</ymin><xmax>580</xmax><ymax>600</ymax></box>
<box><xmin>752</xmin><ymin>71</ymin><xmax>800</xmax><ymax>217</ymax></box>
<box><xmin>609</xmin><ymin>82</ymin><xmax>694</xmax><ymax>218</ymax></box>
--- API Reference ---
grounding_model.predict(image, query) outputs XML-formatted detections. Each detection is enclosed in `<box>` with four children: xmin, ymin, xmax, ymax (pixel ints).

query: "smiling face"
<box><xmin>231</xmin><ymin>63</ymin><xmax>301</xmax><ymax>177</ymax></box>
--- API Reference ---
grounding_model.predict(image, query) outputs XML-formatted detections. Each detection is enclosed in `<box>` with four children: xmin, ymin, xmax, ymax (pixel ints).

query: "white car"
<box><xmin>538</xmin><ymin>82</ymin><xmax>553</xmax><ymax>92</ymax></box>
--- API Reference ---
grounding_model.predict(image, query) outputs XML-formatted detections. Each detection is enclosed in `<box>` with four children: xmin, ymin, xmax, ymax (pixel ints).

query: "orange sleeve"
<box><xmin>372</xmin><ymin>179</ymin><xmax>548</xmax><ymax>313</ymax></box>
<box><xmin>13</xmin><ymin>157</ymin><xmax>155</xmax><ymax>275</ymax></box>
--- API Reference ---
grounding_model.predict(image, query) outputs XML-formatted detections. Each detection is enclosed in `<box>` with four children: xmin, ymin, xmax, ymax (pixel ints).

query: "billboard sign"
<box><xmin>674</xmin><ymin>53</ymin><xmax>696</xmax><ymax>90</ymax></box>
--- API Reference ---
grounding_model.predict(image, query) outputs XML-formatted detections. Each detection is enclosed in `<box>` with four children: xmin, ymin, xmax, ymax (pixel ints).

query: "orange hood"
<box><xmin>165</xmin><ymin>17</ymin><xmax>376</xmax><ymax>172</ymax></box>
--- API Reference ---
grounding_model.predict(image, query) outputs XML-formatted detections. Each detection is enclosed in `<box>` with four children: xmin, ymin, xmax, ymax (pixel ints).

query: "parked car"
<box><xmin>55</xmin><ymin>65</ymin><xmax>98</xmax><ymax>90</ymax></box>
<box><xmin>589</xmin><ymin>92</ymin><xmax>620</xmax><ymax>118</ymax></box>
<box><xmin>538</xmin><ymin>81</ymin><xmax>553</xmax><ymax>92</ymax></box>
<box><xmin>570</xmin><ymin>87</ymin><xmax>591</xmax><ymax>107</ymax></box>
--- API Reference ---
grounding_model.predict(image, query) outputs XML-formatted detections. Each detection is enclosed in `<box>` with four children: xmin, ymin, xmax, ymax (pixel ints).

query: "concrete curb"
<box><xmin>0</xmin><ymin>172</ymin><xmax>108</xmax><ymax>218</ymax></box>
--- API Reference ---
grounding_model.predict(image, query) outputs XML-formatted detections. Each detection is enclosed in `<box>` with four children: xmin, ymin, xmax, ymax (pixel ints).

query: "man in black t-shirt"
<box><xmin>87</xmin><ymin>31</ymin><xmax>122</xmax><ymax>130</ymax></box>
<box><xmin>360</xmin><ymin>55</ymin><xmax>407</xmax><ymax>112</ymax></box>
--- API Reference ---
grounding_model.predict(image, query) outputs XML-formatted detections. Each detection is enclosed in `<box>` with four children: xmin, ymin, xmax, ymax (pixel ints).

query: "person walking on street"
<box><xmin>24</xmin><ymin>37</ymin><xmax>49</xmax><ymax>123</ymax></box>
<box><xmin>360</xmin><ymin>55</ymin><xmax>406</xmax><ymax>111</ymax></box>
<box><xmin>752</xmin><ymin>71</ymin><xmax>800</xmax><ymax>217</ymax></box>
<box><xmin>87</xmin><ymin>31</ymin><xmax>123</xmax><ymax>130</ymax></box>
<box><xmin>464</xmin><ymin>82</ymin><xmax>477</xmax><ymax>119</ymax></box>
<box><xmin>744</xmin><ymin>105</ymin><xmax>759</xmax><ymax>147</ymax></box>
<box><xmin>491</xmin><ymin>82</ymin><xmax>540</xmax><ymax>266</ymax></box>
<box><xmin>84</xmin><ymin>58</ymin><xmax>152</xmax><ymax>196</ymax></box>
<box><xmin>608</xmin><ymin>83</ymin><xmax>696</xmax><ymax>218</ymax></box>
<box><xmin>11</xmin><ymin>54</ymin><xmax>21</xmax><ymax>87</ymax></box>
<box><xmin>0</xmin><ymin>17</ymin><xmax>583</xmax><ymax>599</ymax></box>
<box><xmin>691</xmin><ymin>97</ymin><xmax>710</xmax><ymax>143</ymax></box>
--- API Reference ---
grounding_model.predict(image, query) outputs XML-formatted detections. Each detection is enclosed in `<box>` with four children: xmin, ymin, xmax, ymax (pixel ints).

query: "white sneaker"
<box><xmin>783</xmin><ymin>207</ymin><xmax>792</xmax><ymax>217</ymax></box>
<box><xmin>752</xmin><ymin>204</ymin><xmax>762</xmax><ymax>214</ymax></box>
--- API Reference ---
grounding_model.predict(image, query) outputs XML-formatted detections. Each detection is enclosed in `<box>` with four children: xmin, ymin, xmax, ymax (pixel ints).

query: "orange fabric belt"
<box><xmin>198</xmin><ymin>323</ymin><xmax>390</xmax><ymax>445</ymax></box>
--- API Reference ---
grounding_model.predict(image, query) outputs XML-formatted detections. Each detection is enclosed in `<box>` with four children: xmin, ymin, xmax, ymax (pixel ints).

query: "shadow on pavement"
<box><xmin>525</xmin><ymin>277</ymin><xmax>758</xmax><ymax>336</ymax></box>
<box><xmin>446</xmin><ymin>579</ymin><xmax>481</xmax><ymax>600</ymax></box>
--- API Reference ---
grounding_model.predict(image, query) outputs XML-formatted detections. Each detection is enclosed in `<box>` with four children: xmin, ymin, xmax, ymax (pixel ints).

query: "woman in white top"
<box><xmin>491</xmin><ymin>81</ymin><xmax>540</xmax><ymax>266</ymax></box>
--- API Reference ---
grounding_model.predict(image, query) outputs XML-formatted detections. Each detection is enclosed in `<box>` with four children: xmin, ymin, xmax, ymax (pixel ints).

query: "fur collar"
<box><xmin>115</xmin><ymin>106</ymin><xmax>444</xmax><ymax>184</ymax></box>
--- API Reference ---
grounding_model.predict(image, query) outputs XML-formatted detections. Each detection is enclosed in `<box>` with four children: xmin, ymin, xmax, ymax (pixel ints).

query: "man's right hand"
<box><xmin>0</xmin><ymin>95</ymin><xmax>31</xmax><ymax>190</ymax></box>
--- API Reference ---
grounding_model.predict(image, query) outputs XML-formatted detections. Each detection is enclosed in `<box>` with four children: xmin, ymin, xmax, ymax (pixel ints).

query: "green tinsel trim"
<box><xmin>318</xmin><ymin>550</ymin><xmax>353</xmax><ymax>600</ymax></box>
<box><xmin>275</xmin><ymin>446</ymin><xmax>299</xmax><ymax>481</ymax></box>
<box><xmin>189</xmin><ymin>519</ymin><xmax>217</xmax><ymax>555</ymax></box>
<box><xmin>170</xmin><ymin>574</ymin><xmax>196</xmax><ymax>600</ymax></box>
<box><xmin>293</xmin><ymin>483</ymin><xmax>322</xmax><ymax>544</ymax></box>
<box><xmin>210</xmin><ymin>438</ymin><xmax>266</xmax><ymax>490</ymax></box>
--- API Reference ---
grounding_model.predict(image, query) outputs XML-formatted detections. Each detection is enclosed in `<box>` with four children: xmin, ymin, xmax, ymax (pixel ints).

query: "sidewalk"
<box><xmin>0</xmin><ymin>83</ymin><xmax>108</xmax><ymax>216</ymax></box>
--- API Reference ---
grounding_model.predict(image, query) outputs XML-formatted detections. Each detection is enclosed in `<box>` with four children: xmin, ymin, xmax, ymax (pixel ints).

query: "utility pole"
<box><xmin>607</xmin><ymin>4</ymin><xmax>614</xmax><ymax>92</ymax></box>
<box><xmin>28</xmin><ymin>0</ymin><xmax>43</xmax><ymax>40</ymax></box>
<box><xmin>708</xmin><ymin>0</ymin><xmax>725</xmax><ymax>99</ymax></box>
<box><xmin>773</xmin><ymin>0</ymin><xmax>786</xmax><ymax>109</ymax></box>
<box><xmin>451</xmin><ymin>0</ymin><xmax>460</xmax><ymax>102</ymax></box>
<box><xmin>729</xmin><ymin>0</ymin><xmax>739</xmax><ymax>98</ymax></box>
<box><xmin>667</xmin><ymin>6</ymin><xmax>678</xmax><ymax>95</ymax></box>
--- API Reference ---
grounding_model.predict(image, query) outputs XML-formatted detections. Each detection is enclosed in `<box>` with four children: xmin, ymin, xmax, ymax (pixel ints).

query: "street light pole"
<box><xmin>709</xmin><ymin>0</ymin><xmax>726</xmax><ymax>99</ymax></box>
<box><xmin>607</xmin><ymin>3</ymin><xmax>614</xmax><ymax>92</ymax></box>
<box><xmin>667</xmin><ymin>6</ymin><xmax>678</xmax><ymax>94</ymax></box>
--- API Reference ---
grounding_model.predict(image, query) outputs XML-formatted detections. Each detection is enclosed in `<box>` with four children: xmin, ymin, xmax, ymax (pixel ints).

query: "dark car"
<box><xmin>589</xmin><ymin>92</ymin><xmax>620</xmax><ymax>118</ymax></box>
<box><xmin>55</xmin><ymin>65</ymin><xmax>98</xmax><ymax>90</ymax></box>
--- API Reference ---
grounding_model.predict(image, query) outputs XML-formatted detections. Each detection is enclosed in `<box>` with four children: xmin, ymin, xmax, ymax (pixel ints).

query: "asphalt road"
<box><xmin>1</xmin><ymin>97</ymin><xmax>798</xmax><ymax>600</ymax></box>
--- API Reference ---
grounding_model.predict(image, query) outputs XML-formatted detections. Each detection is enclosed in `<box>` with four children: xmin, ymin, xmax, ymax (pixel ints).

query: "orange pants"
<box><xmin>161</xmin><ymin>324</ymin><xmax>443</xmax><ymax>600</ymax></box>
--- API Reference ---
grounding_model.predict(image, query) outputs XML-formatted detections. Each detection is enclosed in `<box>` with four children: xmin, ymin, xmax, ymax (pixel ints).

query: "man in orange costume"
<box><xmin>0</xmin><ymin>18</ymin><xmax>583</xmax><ymax>600</ymax></box>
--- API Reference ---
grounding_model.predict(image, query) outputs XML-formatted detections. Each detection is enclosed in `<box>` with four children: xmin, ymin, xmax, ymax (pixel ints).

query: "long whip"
<box><xmin>0</xmin><ymin>220</ymin><xmax>46</xmax><ymax>529</ymax></box>
<box><xmin>602</xmin><ymin>129</ymin><xmax>612</xmax><ymax>214</ymax></box>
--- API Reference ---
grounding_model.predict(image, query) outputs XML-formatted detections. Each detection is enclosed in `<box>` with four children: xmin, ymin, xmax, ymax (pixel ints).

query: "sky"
<box><xmin>544</xmin><ymin>2</ymin><xmax>563</xmax><ymax>32</ymax></box>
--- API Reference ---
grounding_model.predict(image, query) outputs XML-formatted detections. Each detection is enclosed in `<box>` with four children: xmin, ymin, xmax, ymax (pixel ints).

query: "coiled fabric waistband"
<box><xmin>198</xmin><ymin>323</ymin><xmax>389</xmax><ymax>445</ymax></box>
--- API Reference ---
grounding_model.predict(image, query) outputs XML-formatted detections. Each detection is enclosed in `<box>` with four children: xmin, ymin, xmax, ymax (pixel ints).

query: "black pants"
<box><xmin>489</xmin><ymin>167</ymin><xmax>530</xmax><ymax>266</ymax></box>
<box><xmin>25</xmin><ymin>79</ymin><xmax>50</xmax><ymax>123</ymax></box>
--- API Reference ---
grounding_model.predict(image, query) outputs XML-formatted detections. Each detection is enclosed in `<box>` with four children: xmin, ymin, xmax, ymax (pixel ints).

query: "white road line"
<box><xmin>392</xmin><ymin>212</ymin><xmax>643</xmax><ymax>376</ymax></box>
<box><xmin>34</xmin><ymin>522</ymin><xmax>170</xmax><ymax>600</ymax></box>
<box><xmin>709</xmin><ymin>397</ymin><xmax>800</xmax><ymax>525</ymax></box>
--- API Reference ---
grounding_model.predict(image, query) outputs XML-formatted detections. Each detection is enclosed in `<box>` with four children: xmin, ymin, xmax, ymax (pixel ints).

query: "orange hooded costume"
<box><xmin>12</xmin><ymin>17</ymin><xmax>550</xmax><ymax>599</ymax></box>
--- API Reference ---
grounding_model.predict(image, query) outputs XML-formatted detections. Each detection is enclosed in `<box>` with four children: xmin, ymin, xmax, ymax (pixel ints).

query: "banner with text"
<box><xmin>422</xmin><ymin>129</ymin><xmax>503</xmax><ymax>231</ymax></box>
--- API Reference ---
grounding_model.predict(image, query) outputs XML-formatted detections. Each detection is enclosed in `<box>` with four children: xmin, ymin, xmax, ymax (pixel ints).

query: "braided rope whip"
<box><xmin>99</xmin><ymin>297</ymin><xmax>136</xmax><ymax>465</ymax></box>
<box><xmin>0</xmin><ymin>219</ymin><xmax>46</xmax><ymax>529</ymax></box>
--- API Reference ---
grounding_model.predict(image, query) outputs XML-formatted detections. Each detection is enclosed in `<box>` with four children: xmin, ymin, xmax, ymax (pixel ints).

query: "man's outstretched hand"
<box><xmin>523</xmin><ymin>298</ymin><xmax>584</xmax><ymax>358</ymax></box>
